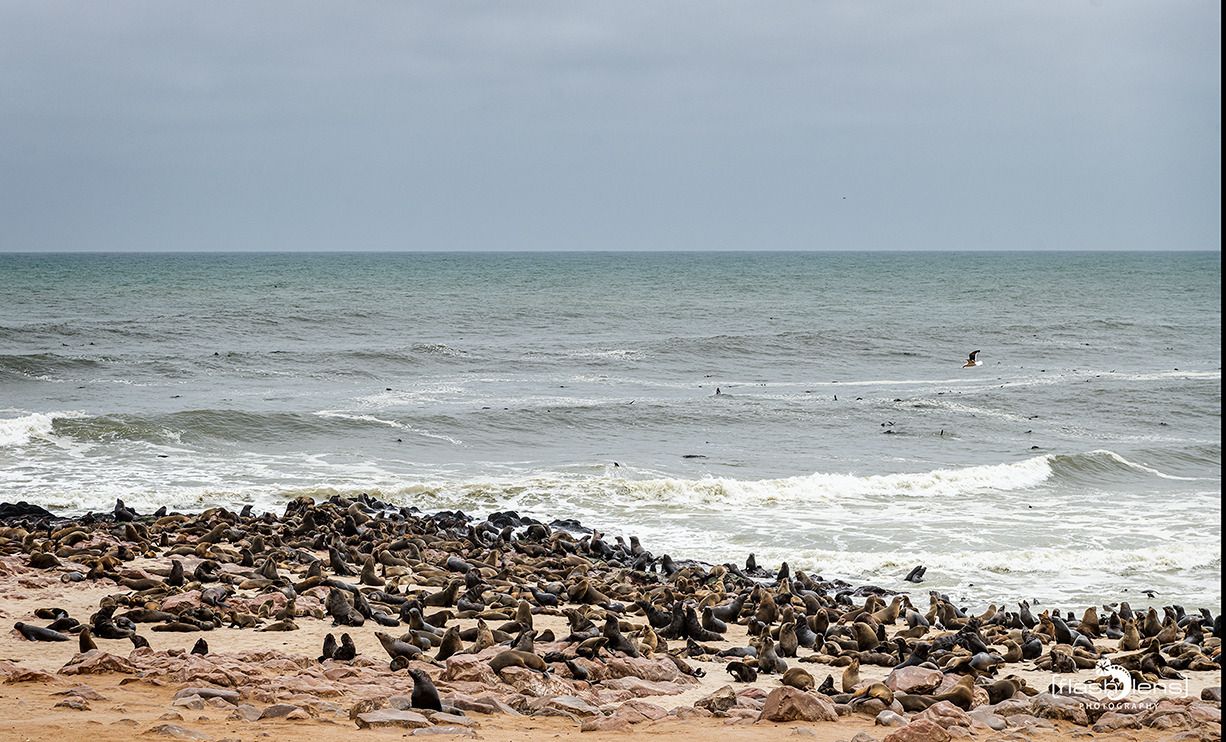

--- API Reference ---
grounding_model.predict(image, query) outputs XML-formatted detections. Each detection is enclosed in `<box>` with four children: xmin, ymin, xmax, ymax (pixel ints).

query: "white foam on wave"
<box><xmin>1092</xmin><ymin>449</ymin><xmax>1218</xmax><ymax>482</ymax></box>
<box><xmin>619</xmin><ymin>455</ymin><xmax>1057</xmax><ymax>505</ymax></box>
<box><xmin>1115</xmin><ymin>370</ymin><xmax>1221</xmax><ymax>382</ymax></box>
<box><xmin>0</xmin><ymin>411</ymin><xmax>84</xmax><ymax>447</ymax></box>
<box><xmin>313</xmin><ymin>410</ymin><xmax>463</xmax><ymax>445</ymax></box>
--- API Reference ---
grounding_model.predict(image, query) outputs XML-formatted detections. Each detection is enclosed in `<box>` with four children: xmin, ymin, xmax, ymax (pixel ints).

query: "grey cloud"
<box><xmin>0</xmin><ymin>1</ymin><xmax>1219</xmax><ymax>251</ymax></box>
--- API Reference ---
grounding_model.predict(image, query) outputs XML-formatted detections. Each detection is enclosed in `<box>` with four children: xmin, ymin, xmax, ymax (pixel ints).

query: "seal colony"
<box><xmin>0</xmin><ymin>496</ymin><xmax>1221</xmax><ymax>741</ymax></box>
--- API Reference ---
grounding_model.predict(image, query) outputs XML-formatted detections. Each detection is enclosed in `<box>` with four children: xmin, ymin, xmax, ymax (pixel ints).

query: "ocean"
<box><xmin>0</xmin><ymin>251</ymin><xmax>1220</xmax><ymax>610</ymax></box>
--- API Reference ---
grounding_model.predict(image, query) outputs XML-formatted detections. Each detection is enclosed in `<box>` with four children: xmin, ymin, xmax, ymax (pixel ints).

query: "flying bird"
<box><xmin>962</xmin><ymin>350</ymin><xmax>983</xmax><ymax>368</ymax></box>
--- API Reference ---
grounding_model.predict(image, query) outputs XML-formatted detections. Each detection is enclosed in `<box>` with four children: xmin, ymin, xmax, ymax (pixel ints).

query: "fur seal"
<box><xmin>435</xmin><ymin>626</ymin><xmax>463</xmax><ymax>661</ymax></box>
<box><xmin>849</xmin><ymin>682</ymin><xmax>895</xmax><ymax>707</ymax></box>
<box><xmin>781</xmin><ymin>666</ymin><xmax>815</xmax><ymax>691</ymax></box>
<box><xmin>319</xmin><ymin>633</ymin><xmax>337</xmax><ymax>662</ymax></box>
<box><xmin>334</xmin><ymin>633</ymin><xmax>357</xmax><ymax>661</ymax></box>
<box><xmin>407</xmin><ymin>668</ymin><xmax>443</xmax><ymax>711</ymax></box>
<box><xmin>841</xmin><ymin>656</ymin><xmax>860</xmax><ymax>692</ymax></box>
<box><xmin>14</xmin><ymin>622</ymin><xmax>68</xmax><ymax>642</ymax></box>
<box><xmin>376</xmin><ymin>631</ymin><xmax>423</xmax><ymax>660</ymax></box>
<box><xmin>725</xmin><ymin>660</ymin><xmax>758</xmax><ymax>682</ymax></box>
<box><xmin>78</xmin><ymin>627</ymin><xmax>97</xmax><ymax>652</ymax></box>
<box><xmin>489</xmin><ymin>649</ymin><xmax>549</xmax><ymax>675</ymax></box>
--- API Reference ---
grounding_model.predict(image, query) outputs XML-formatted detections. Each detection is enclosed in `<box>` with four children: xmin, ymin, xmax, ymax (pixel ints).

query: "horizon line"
<box><xmin>0</xmin><ymin>248</ymin><xmax>1221</xmax><ymax>256</ymax></box>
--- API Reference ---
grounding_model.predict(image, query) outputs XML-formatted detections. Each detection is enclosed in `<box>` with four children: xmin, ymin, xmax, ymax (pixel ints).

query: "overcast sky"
<box><xmin>0</xmin><ymin>2</ymin><xmax>1219</xmax><ymax>252</ymax></box>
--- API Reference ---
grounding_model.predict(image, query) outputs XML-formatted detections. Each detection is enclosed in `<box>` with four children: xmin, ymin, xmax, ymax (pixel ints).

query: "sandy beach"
<box><xmin>0</xmin><ymin>498</ymin><xmax>1220</xmax><ymax>742</ymax></box>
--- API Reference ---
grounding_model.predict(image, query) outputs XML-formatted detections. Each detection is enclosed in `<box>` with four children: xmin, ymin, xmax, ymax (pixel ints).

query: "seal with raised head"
<box><xmin>376</xmin><ymin>631</ymin><xmax>423</xmax><ymax>660</ymax></box>
<box><xmin>407</xmin><ymin>667</ymin><xmax>443</xmax><ymax>711</ymax></box>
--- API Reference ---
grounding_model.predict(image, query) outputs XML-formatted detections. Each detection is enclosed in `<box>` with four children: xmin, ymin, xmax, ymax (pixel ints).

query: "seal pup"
<box><xmin>725</xmin><ymin>660</ymin><xmax>757</xmax><ymax>683</ymax></box>
<box><xmin>841</xmin><ymin>656</ymin><xmax>861</xmax><ymax>692</ymax></box>
<box><xmin>191</xmin><ymin>638</ymin><xmax>209</xmax><ymax>656</ymax></box>
<box><xmin>319</xmin><ymin>633</ymin><xmax>337</xmax><ymax>662</ymax></box>
<box><xmin>334</xmin><ymin>633</ymin><xmax>357</xmax><ymax>661</ymax></box>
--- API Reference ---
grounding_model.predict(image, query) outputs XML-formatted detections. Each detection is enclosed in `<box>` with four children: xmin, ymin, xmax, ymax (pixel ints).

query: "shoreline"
<box><xmin>1</xmin><ymin>495</ymin><xmax>1220</xmax><ymax>741</ymax></box>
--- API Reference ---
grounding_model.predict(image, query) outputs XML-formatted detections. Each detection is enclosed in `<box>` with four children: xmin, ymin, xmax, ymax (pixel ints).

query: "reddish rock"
<box><xmin>885</xmin><ymin>667</ymin><xmax>944</xmax><ymax>694</ymax></box>
<box><xmin>757</xmin><ymin>687</ymin><xmax>839</xmax><ymax>723</ymax></box>
<box><xmin>447</xmin><ymin>694</ymin><xmax>521</xmax><ymax>716</ymax></box>
<box><xmin>1092</xmin><ymin>711</ymin><xmax>1143</xmax><ymax>732</ymax></box>
<box><xmin>412</xmin><ymin>728</ymin><xmax>477</xmax><ymax>738</ymax></box>
<box><xmin>540</xmin><ymin>695</ymin><xmax>601</xmax><ymax>718</ymax></box>
<box><xmin>599</xmin><ymin>677</ymin><xmax>688</xmax><ymax>696</ymax></box>
<box><xmin>694</xmin><ymin>686</ymin><xmax>737</xmax><ymax>714</ymax></box>
<box><xmin>499</xmin><ymin>666</ymin><xmax>576</xmax><ymax>697</ymax></box>
<box><xmin>53</xmin><ymin>685</ymin><xmax>106</xmax><ymax>700</ymax></box>
<box><xmin>54</xmin><ymin>696</ymin><xmax>90</xmax><ymax>711</ymax></box>
<box><xmin>1141</xmin><ymin>708</ymin><xmax>1193</xmax><ymax>730</ymax></box>
<box><xmin>173</xmin><ymin>695</ymin><xmax>205</xmax><ymax>710</ymax></box>
<box><xmin>966</xmin><ymin>708</ymin><xmax>1006</xmax><ymax>731</ymax></box>
<box><xmin>579</xmin><ymin>715</ymin><xmax>631</xmax><ymax>732</ymax></box>
<box><xmin>876</xmin><ymin>710</ymin><xmax>909</xmax><ymax>726</ymax></box>
<box><xmin>989</xmin><ymin>698</ymin><xmax>1032</xmax><ymax>716</ymax></box>
<box><xmin>604</xmin><ymin>657</ymin><xmax>685</xmax><ymax>683</ymax></box>
<box><xmin>228</xmin><ymin>704</ymin><xmax>262</xmax><ymax>722</ymax></box>
<box><xmin>354</xmin><ymin>709</ymin><xmax>432</xmax><ymax>729</ymax></box>
<box><xmin>424</xmin><ymin>711</ymin><xmax>477</xmax><ymax>727</ymax></box>
<box><xmin>883</xmin><ymin>719</ymin><xmax>953</xmax><ymax>742</ymax></box>
<box><xmin>173</xmin><ymin>687</ymin><xmax>239</xmax><ymax>704</ymax></box>
<box><xmin>258</xmin><ymin>704</ymin><xmax>304</xmax><ymax>720</ymax></box>
<box><xmin>916</xmin><ymin>700</ymin><xmax>973</xmax><ymax>729</ymax></box>
<box><xmin>60</xmin><ymin>650</ymin><xmax>137</xmax><ymax>676</ymax></box>
<box><xmin>1029</xmin><ymin>693</ymin><xmax>1090</xmax><ymax>726</ymax></box>
<box><xmin>1188</xmin><ymin>703</ymin><xmax>1221</xmax><ymax>725</ymax></box>
<box><xmin>0</xmin><ymin>660</ymin><xmax>56</xmax><ymax>684</ymax></box>
<box><xmin>443</xmin><ymin>655</ymin><xmax>498</xmax><ymax>685</ymax></box>
<box><xmin>145</xmin><ymin>724</ymin><xmax>211</xmax><ymax>740</ymax></box>
<box><xmin>612</xmin><ymin>700</ymin><xmax>669</xmax><ymax>724</ymax></box>
<box><xmin>159</xmin><ymin>591</ymin><xmax>202</xmax><ymax>612</ymax></box>
<box><xmin>932</xmin><ymin>674</ymin><xmax>962</xmax><ymax>695</ymax></box>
